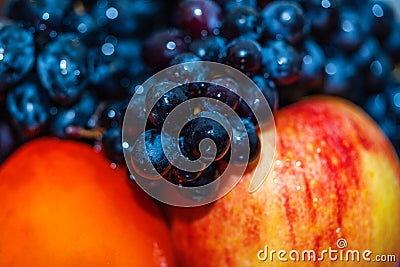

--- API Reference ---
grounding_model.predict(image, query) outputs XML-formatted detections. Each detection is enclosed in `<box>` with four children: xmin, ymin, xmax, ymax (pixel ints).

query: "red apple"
<box><xmin>0</xmin><ymin>138</ymin><xmax>175</xmax><ymax>267</ymax></box>
<box><xmin>165</xmin><ymin>96</ymin><xmax>400</xmax><ymax>267</ymax></box>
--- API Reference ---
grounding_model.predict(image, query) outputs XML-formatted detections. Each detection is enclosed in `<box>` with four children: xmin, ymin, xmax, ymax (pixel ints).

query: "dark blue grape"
<box><xmin>102</xmin><ymin>126</ymin><xmax>124</xmax><ymax>165</ymax></box>
<box><xmin>6</xmin><ymin>80</ymin><xmax>50</xmax><ymax>138</ymax></box>
<box><xmin>142</xmin><ymin>29</ymin><xmax>187</xmax><ymax>69</ymax></box>
<box><xmin>146</xmin><ymin>82</ymin><xmax>191</xmax><ymax>128</ymax></box>
<box><xmin>221</xmin><ymin>5</ymin><xmax>262</xmax><ymax>40</ymax></box>
<box><xmin>91</xmin><ymin>0</ymin><xmax>166</xmax><ymax>37</ymax></box>
<box><xmin>177</xmin><ymin>0</ymin><xmax>223</xmax><ymax>38</ymax></box>
<box><xmin>229</xmin><ymin>117</ymin><xmax>260</xmax><ymax>164</ymax></box>
<box><xmin>49</xmin><ymin>91</ymin><xmax>98</xmax><ymax>139</ymax></box>
<box><xmin>0</xmin><ymin>24</ymin><xmax>35</xmax><ymax>91</ymax></box>
<box><xmin>90</xmin><ymin>38</ymin><xmax>148</xmax><ymax>100</ymax></box>
<box><xmin>261</xmin><ymin>40</ymin><xmax>302</xmax><ymax>86</ymax></box>
<box><xmin>301</xmin><ymin>0</ymin><xmax>339</xmax><ymax>37</ymax></box>
<box><xmin>352</xmin><ymin>37</ymin><xmax>381</xmax><ymax>69</ymax></box>
<box><xmin>298</xmin><ymin>39</ymin><xmax>326</xmax><ymax>90</ymax></box>
<box><xmin>363</xmin><ymin>93</ymin><xmax>387</xmax><ymax>122</ymax></box>
<box><xmin>37</xmin><ymin>33</ymin><xmax>89</xmax><ymax>105</ymax></box>
<box><xmin>237</xmin><ymin>75</ymin><xmax>278</xmax><ymax>123</ymax></box>
<box><xmin>364</xmin><ymin>52</ymin><xmax>392</xmax><ymax>93</ymax></box>
<box><xmin>330</xmin><ymin>9</ymin><xmax>366</xmax><ymax>53</ymax></box>
<box><xmin>323</xmin><ymin>56</ymin><xmax>359</xmax><ymax>100</ymax></box>
<box><xmin>261</xmin><ymin>1</ymin><xmax>308</xmax><ymax>46</ymax></box>
<box><xmin>130</xmin><ymin>129</ymin><xmax>173</xmax><ymax>179</ymax></box>
<box><xmin>188</xmin><ymin>36</ymin><xmax>226</xmax><ymax>61</ymax></box>
<box><xmin>223</xmin><ymin>38</ymin><xmax>262</xmax><ymax>76</ymax></box>
<box><xmin>363</xmin><ymin>0</ymin><xmax>395</xmax><ymax>42</ymax></box>
<box><xmin>62</xmin><ymin>10</ymin><xmax>102</xmax><ymax>46</ymax></box>
<box><xmin>167</xmin><ymin>52</ymin><xmax>206</xmax><ymax>82</ymax></box>
<box><xmin>183</xmin><ymin>113</ymin><xmax>232</xmax><ymax>161</ymax></box>
<box><xmin>200</xmin><ymin>79</ymin><xmax>240</xmax><ymax>109</ymax></box>
<box><xmin>100</xmin><ymin>101</ymin><xmax>127</xmax><ymax>129</ymax></box>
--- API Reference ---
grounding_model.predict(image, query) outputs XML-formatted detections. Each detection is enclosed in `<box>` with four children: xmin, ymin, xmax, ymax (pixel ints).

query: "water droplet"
<box><xmin>372</xmin><ymin>4</ymin><xmax>384</xmax><ymax>18</ymax></box>
<box><xmin>295</xmin><ymin>161</ymin><xmax>302</xmax><ymax>167</ymax></box>
<box><xmin>296</xmin><ymin>185</ymin><xmax>301</xmax><ymax>190</ymax></box>
<box><xmin>194</xmin><ymin>8</ymin><xmax>202</xmax><ymax>16</ymax></box>
<box><xmin>110</xmin><ymin>163</ymin><xmax>117</xmax><ymax>169</ymax></box>
<box><xmin>102</xmin><ymin>43</ymin><xmax>115</xmax><ymax>56</ymax></box>
<box><xmin>166</xmin><ymin>41</ymin><xmax>176</xmax><ymax>50</ymax></box>
<box><xmin>106</xmin><ymin>7</ymin><xmax>119</xmax><ymax>19</ymax></box>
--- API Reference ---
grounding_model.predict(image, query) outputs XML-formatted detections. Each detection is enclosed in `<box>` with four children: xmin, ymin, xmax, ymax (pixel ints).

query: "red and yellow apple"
<box><xmin>0</xmin><ymin>138</ymin><xmax>175</xmax><ymax>267</ymax></box>
<box><xmin>165</xmin><ymin>96</ymin><xmax>400</xmax><ymax>267</ymax></box>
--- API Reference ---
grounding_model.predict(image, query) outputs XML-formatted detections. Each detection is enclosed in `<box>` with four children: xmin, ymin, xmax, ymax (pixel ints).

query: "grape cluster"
<box><xmin>0</xmin><ymin>0</ymin><xmax>399</xmax><ymax>177</ymax></box>
<box><xmin>0</xmin><ymin>0</ymin><xmax>167</xmax><ymax>164</ymax></box>
<box><xmin>139</xmin><ymin>0</ymin><xmax>400</xmax><ymax>154</ymax></box>
<box><xmin>129</xmin><ymin>79</ymin><xmax>263</xmax><ymax>187</ymax></box>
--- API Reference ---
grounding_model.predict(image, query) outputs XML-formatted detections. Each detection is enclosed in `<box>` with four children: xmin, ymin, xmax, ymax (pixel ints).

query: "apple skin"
<box><xmin>164</xmin><ymin>96</ymin><xmax>400</xmax><ymax>267</ymax></box>
<box><xmin>0</xmin><ymin>138</ymin><xmax>175</xmax><ymax>267</ymax></box>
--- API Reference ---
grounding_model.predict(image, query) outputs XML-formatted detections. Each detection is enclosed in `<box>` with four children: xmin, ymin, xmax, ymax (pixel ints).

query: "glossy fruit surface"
<box><xmin>165</xmin><ymin>96</ymin><xmax>400</xmax><ymax>267</ymax></box>
<box><xmin>0</xmin><ymin>138</ymin><xmax>175</xmax><ymax>267</ymax></box>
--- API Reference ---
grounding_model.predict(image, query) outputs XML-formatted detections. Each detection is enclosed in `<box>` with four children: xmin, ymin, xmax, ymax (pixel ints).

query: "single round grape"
<box><xmin>37</xmin><ymin>33</ymin><xmax>89</xmax><ymax>106</ymax></box>
<box><xmin>262</xmin><ymin>40</ymin><xmax>302</xmax><ymax>86</ymax></box>
<box><xmin>223</xmin><ymin>38</ymin><xmax>262</xmax><ymax>76</ymax></box>
<box><xmin>183</xmin><ymin>113</ymin><xmax>232</xmax><ymax>161</ymax></box>
<box><xmin>200</xmin><ymin>79</ymin><xmax>240</xmax><ymax>109</ymax></box>
<box><xmin>49</xmin><ymin>91</ymin><xmax>98</xmax><ymax>139</ymax></box>
<box><xmin>363</xmin><ymin>0</ymin><xmax>395</xmax><ymax>42</ymax></box>
<box><xmin>330</xmin><ymin>9</ymin><xmax>366</xmax><ymax>53</ymax></box>
<box><xmin>188</xmin><ymin>35</ymin><xmax>227</xmax><ymax>61</ymax></box>
<box><xmin>177</xmin><ymin>0</ymin><xmax>223</xmax><ymax>38</ymax></box>
<box><xmin>298</xmin><ymin>39</ymin><xmax>326</xmax><ymax>91</ymax></box>
<box><xmin>301</xmin><ymin>0</ymin><xmax>339</xmax><ymax>37</ymax></box>
<box><xmin>221</xmin><ymin>5</ymin><xmax>262</xmax><ymax>40</ymax></box>
<box><xmin>146</xmin><ymin>82</ymin><xmax>191</xmax><ymax>128</ymax></box>
<box><xmin>0</xmin><ymin>24</ymin><xmax>35</xmax><ymax>91</ymax></box>
<box><xmin>6</xmin><ymin>81</ymin><xmax>50</xmax><ymax>138</ymax></box>
<box><xmin>142</xmin><ymin>28</ymin><xmax>187</xmax><ymax>69</ymax></box>
<box><xmin>261</xmin><ymin>1</ymin><xmax>308</xmax><ymax>46</ymax></box>
<box><xmin>130</xmin><ymin>129</ymin><xmax>173</xmax><ymax>180</ymax></box>
<box><xmin>323</xmin><ymin>56</ymin><xmax>359</xmax><ymax>100</ymax></box>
